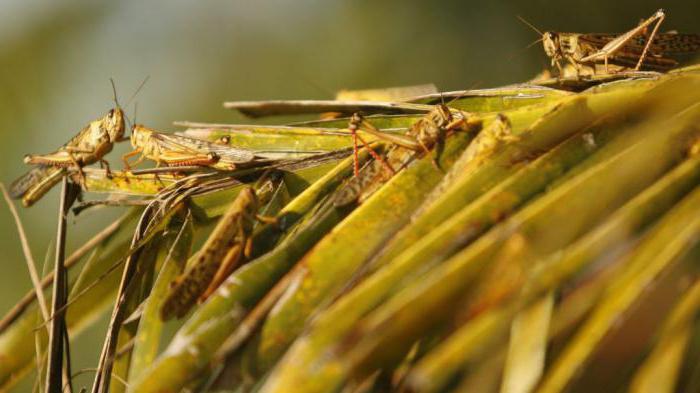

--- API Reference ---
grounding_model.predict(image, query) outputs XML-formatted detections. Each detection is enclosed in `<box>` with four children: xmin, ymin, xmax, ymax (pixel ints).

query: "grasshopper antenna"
<box><xmin>506</xmin><ymin>36</ymin><xmax>545</xmax><ymax>62</ymax></box>
<box><xmin>111</xmin><ymin>78</ymin><xmax>136</xmax><ymax>133</ymax></box>
<box><xmin>443</xmin><ymin>81</ymin><xmax>481</xmax><ymax>108</ymax></box>
<box><xmin>506</xmin><ymin>16</ymin><xmax>546</xmax><ymax>63</ymax></box>
<box><xmin>110</xmin><ymin>78</ymin><xmax>121</xmax><ymax>108</ymax></box>
<box><xmin>126</xmin><ymin>75</ymin><xmax>150</xmax><ymax>108</ymax></box>
<box><xmin>517</xmin><ymin>15</ymin><xmax>544</xmax><ymax>36</ymax></box>
<box><xmin>525</xmin><ymin>37</ymin><xmax>545</xmax><ymax>48</ymax></box>
<box><xmin>124</xmin><ymin>102</ymin><xmax>139</xmax><ymax>138</ymax></box>
<box><xmin>123</xmin><ymin>76</ymin><xmax>149</xmax><ymax>134</ymax></box>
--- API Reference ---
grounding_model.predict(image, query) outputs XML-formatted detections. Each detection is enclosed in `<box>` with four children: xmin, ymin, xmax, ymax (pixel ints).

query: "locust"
<box><xmin>531</xmin><ymin>9</ymin><xmax>700</xmax><ymax>76</ymax></box>
<box><xmin>460</xmin><ymin>113</ymin><xmax>516</xmax><ymax>164</ymax></box>
<box><xmin>9</xmin><ymin>107</ymin><xmax>126</xmax><ymax>207</ymax></box>
<box><xmin>334</xmin><ymin>103</ymin><xmax>481</xmax><ymax>205</ymax></box>
<box><xmin>123</xmin><ymin>124</ymin><xmax>268</xmax><ymax>171</ymax></box>
<box><xmin>345</xmin><ymin>103</ymin><xmax>478</xmax><ymax>177</ymax></box>
<box><xmin>160</xmin><ymin>183</ymin><xmax>277</xmax><ymax>320</ymax></box>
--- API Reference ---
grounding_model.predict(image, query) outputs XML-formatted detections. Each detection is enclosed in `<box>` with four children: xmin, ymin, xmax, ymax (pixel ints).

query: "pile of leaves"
<box><xmin>1</xmin><ymin>65</ymin><xmax>700</xmax><ymax>393</ymax></box>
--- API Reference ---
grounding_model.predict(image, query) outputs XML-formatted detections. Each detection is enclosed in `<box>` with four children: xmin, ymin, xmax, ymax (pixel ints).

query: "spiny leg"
<box><xmin>99</xmin><ymin>159</ymin><xmax>112</xmax><ymax>178</ymax></box>
<box><xmin>153</xmin><ymin>161</ymin><xmax>165</xmax><ymax>186</ymax></box>
<box><xmin>243</xmin><ymin>236</ymin><xmax>254</xmax><ymax>259</ymax></box>
<box><xmin>635</xmin><ymin>12</ymin><xmax>665</xmax><ymax>70</ymax></box>
<box><xmin>417</xmin><ymin>139</ymin><xmax>441</xmax><ymax>171</ymax></box>
<box><xmin>445</xmin><ymin>116</ymin><xmax>468</xmax><ymax>132</ymax></box>
<box><xmin>355</xmin><ymin>133</ymin><xmax>395</xmax><ymax>175</ymax></box>
<box><xmin>580</xmin><ymin>10</ymin><xmax>665</xmax><ymax>73</ymax></box>
<box><xmin>255</xmin><ymin>214</ymin><xmax>278</xmax><ymax>225</ymax></box>
<box><xmin>64</xmin><ymin>151</ymin><xmax>86</xmax><ymax>187</ymax></box>
<box><xmin>348</xmin><ymin>114</ymin><xmax>362</xmax><ymax>177</ymax></box>
<box><xmin>200</xmin><ymin>246</ymin><xmax>242</xmax><ymax>302</ymax></box>
<box><xmin>200</xmin><ymin>236</ymin><xmax>245</xmax><ymax>302</ymax></box>
<box><xmin>122</xmin><ymin>148</ymin><xmax>143</xmax><ymax>171</ymax></box>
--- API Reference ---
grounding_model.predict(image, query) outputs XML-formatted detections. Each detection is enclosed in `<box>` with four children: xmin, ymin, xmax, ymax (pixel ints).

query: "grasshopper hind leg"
<box><xmin>199</xmin><ymin>244</ymin><xmax>244</xmax><ymax>302</ymax></box>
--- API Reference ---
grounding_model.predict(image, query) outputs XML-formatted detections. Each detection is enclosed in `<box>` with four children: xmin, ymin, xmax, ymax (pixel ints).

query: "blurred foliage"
<box><xmin>1</xmin><ymin>1</ymin><xmax>700</xmax><ymax>391</ymax></box>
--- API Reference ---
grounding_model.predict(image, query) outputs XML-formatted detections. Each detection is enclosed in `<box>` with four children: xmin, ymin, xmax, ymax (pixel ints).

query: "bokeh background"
<box><xmin>0</xmin><ymin>0</ymin><xmax>697</xmax><ymax>389</ymax></box>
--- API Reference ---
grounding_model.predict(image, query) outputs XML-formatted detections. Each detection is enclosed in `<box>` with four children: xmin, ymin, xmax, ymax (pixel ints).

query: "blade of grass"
<box><xmin>337</xmin><ymin>96</ymin><xmax>700</xmax><ymax>383</ymax></box>
<box><xmin>500</xmin><ymin>295</ymin><xmax>554</xmax><ymax>393</ymax></box>
<box><xmin>0</xmin><ymin>184</ymin><xmax>50</xmax><ymax>326</ymax></box>
<box><xmin>254</xmin><ymin>130</ymin><xmax>476</xmax><ymax>374</ymax></box>
<box><xmin>0</xmin><ymin>212</ymin><xmax>138</xmax><ymax>390</ymax></box>
<box><xmin>256</xmin><ymin>76</ymin><xmax>676</xmax><ymax>393</ymax></box>
<box><xmin>127</xmin><ymin>152</ymin><xmax>362</xmax><ymax>392</ymax></box>
<box><xmin>45</xmin><ymin>178</ymin><xmax>79</xmax><ymax>393</ymax></box>
<box><xmin>630</xmin><ymin>278</ymin><xmax>700</xmax><ymax>393</ymax></box>
<box><xmin>537</xmin><ymin>185</ymin><xmax>700</xmax><ymax>393</ymax></box>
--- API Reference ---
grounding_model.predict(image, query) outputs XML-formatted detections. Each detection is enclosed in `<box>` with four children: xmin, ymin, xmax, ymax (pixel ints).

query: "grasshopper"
<box><xmin>533</xmin><ymin>9</ymin><xmax>700</xmax><ymax>76</ymax></box>
<box><xmin>160</xmin><ymin>184</ymin><xmax>277</xmax><ymax>320</ymax></box>
<box><xmin>123</xmin><ymin>124</ymin><xmax>268</xmax><ymax>171</ymax></box>
<box><xmin>9</xmin><ymin>107</ymin><xmax>126</xmax><ymax>207</ymax></box>
<box><xmin>459</xmin><ymin>113</ymin><xmax>516</xmax><ymax>164</ymax></box>
<box><xmin>345</xmin><ymin>103</ymin><xmax>478</xmax><ymax>177</ymax></box>
<box><xmin>334</xmin><ymin>103</ymin><xmax>481</xmax><ymax>205</ymax></box>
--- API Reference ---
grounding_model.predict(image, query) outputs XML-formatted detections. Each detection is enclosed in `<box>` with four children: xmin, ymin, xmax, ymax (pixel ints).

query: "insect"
<box><xmin>123</xmin><ymin>124</ymin><xmax>266</xmax><ymax>171</ymax></box>
<box><xmin>527</xmin><ymin>9</ymin><xmax>700</xmax><ymax>76</ymax></box>
<box><xmin>160</xmin><ymin>185</ymin><xmax>277</xmax><ymax>320</ymax></box>
<box><xmin>9</xmin><ymin>107</ymin><xmax>126</xmax><ymax>207</ymax></box>
<box><xmin>345</xmin><ymin>103</ymin><xmax>477</xmax><ymax>177</ymax></box>
<box><xmin>459</xmin><ymin>113</ymin><xmax>516</xmax><ymax>164</ymax></box>
<box><xmin>334</xmin><ymin>104</ymin><xmax>480</xmax><ymax>205</ymax></box>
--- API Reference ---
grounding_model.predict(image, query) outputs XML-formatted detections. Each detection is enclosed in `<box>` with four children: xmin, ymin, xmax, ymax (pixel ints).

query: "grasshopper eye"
<box><xmin>108</xmin><ymin>109</ymin><xmax>115</xmax><ymax>118</ymax></box>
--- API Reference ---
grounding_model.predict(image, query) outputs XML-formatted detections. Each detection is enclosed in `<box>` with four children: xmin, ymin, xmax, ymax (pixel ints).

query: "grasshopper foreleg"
<box><xmin>62</xmin><ymin>151</ymin><xmax>87</xmax><ymax>187</ymax></box>
<box><xmin>355</xmin><ymin>132</ymin><xmax>396</xmax><ymax>175</ymax></box>
<box><xmin>348</xmin><ymin>113</ymin><xmax>399</xmax><ymax>177</ymax></box>
<box><xmin>122</xmin><ymin>148</ymin><xmax>143</xmax><ymax>171</ymax></box>
<box><xmin>99</xmin><ymin>159</ymin><xmax>113</xmax><ymax>178</ymax></box>
<box><xmin>255</xmin><ymin>214</ymin><xmax>278</xmax><ymax>225</ymax></box>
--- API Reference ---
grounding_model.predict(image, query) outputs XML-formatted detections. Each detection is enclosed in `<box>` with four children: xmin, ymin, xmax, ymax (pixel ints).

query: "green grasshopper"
<box><xmin>334</xmin><ymin>103</ymin><xmax>481</xmax><ymax>205</ymax></box>
<box><xmin>9</xmin><ymin>107</ymin><xmax>126</xmax><ymax>207</ymax></box>
<box><xmin>123</xmin><ymin>124</ymin><xmax>269</xmax><ymax>171</ymax></box>
<box><xmin>530</xmin><ymin>9</ymin><xmax>700</xmax><ymax>76</ymax></box>
<box><xmin>160</xmin><ymin>183</ymin><xmax>277</xmax><ymax>320</ymax></box>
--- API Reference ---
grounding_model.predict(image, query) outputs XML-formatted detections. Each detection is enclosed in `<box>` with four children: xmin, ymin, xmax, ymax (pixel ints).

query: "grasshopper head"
<box><xmin>433</xmin><ymin>103</ymin><xmax>454</xmax><ymax>128</ymax></box>
<box><xmin>542</xmin><ymin>32</ymin><xmax>560</xmax><ymax>58</ymax></box>
<box><xmin>239</xmin><ymin>187</ymin><xmax>260</xmax><ymax>215</ymax></box>
<box><xmin>105</xmin><ymin>107</ymin><xmax>126</xmax><ymax>142</ymax></box>
<box><xmin>130</xmin><ymin>124</ymin><xmax>152</xmax><ymax>148</ymax></box>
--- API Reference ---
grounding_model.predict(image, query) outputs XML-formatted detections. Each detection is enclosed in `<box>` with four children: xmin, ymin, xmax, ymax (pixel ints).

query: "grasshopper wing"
<box><xmin>9</xmin><ymin>165</ymin><xmax>66</xmax><ymax>206</ymax></box>
<box><xmin>153</xmin><ymin>133</ymin><xmax>257</xmax><ymax>163</ymax></box>
<box><xmin>9</xmin><ymin>165</ymin><xmax>60</xmax><ymax>198</ymax></box>
<box><xmin>581</xmin><ymin>32</ymin><xmax>700</xmax><ymax>57</ymax></box>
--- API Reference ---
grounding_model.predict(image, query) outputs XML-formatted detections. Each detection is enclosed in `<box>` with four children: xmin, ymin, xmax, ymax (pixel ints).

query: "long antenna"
<box><xmin>517</xmin><ymin>15</ymin><xmax>544</xmax><ymax>36</ymax></box>
<box><xmin>443</xmin><ymin>81</ymin><xmax>481</xmax><ymax>108</ymax></box>
<box><xmin>506</xmin><ymin>36</ymin><xmax>545</xmax><ymax>62</ymax></box>
<box><xmin>109</xmin><ymin>78</ymin><xmax>121</xmax><ymax>108</ymax></box>
<box><xmin>126</xmin><ymin>75</ymin><xmax>150</xmax><ymax>108</ymax></box>
<box><xmin>526</xmin><ymin>37</ymin><xmax>545</xmax><ymax>49</ymax></box>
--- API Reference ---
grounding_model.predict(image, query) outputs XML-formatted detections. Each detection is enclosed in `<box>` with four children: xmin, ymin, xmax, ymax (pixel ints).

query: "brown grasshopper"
<box><xmin>345</xmin><ymin>103</ymin><xmax>477</xmax><ymax>177</ymax></box>
<box><xmin>123</xmin><ymin>124</ymin><xmax>269</xmax><ymax>171</ymax></box>
<box><xmin>160</xmin><ymin>184</ymin><xmax>277</xmax><ymax>320</ymax></box>
<box><xmin>530</xmin><ymin>9</ymin><xmax>700</xmax><ymax>76</ymax></box>
<box><xmin>9</xmin><ymin>107</ymin><xmax>126</xmax><ymax>207</ymax></box>
<box><xmin>334</xmin><ymin>103</ymin><xmax>481</xmax><ymax>205</ymax></box>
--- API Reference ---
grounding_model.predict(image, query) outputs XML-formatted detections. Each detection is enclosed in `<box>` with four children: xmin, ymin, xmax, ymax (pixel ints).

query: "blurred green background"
<box><xmin>0</xmin><ymin>0</ymin><xmax>697</xmax><ymax>389</ymax></box>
